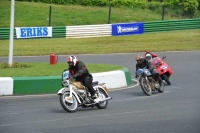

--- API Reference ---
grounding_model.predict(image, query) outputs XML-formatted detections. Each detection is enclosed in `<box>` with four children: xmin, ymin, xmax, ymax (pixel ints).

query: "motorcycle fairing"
<box><xmin>161</xmin><ymin>66</ymin><xmax>167</xmax><ymax>69</ymax></box>
<box><xmin>137</xmin><ymin>69</ymin><xmax>152</xmax><ymax>76</ymax></box>
<box><xmin>152</xmin><ymin>57</ymin><xmax>172</xmax><ymax>75</ymax></box>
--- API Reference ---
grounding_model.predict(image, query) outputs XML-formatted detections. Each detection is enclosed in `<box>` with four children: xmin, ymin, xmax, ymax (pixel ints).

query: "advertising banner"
<box><xmin>16</xmin><ymin>27</ymin><xmax>52</xmax><ymax>39</ymax></box>
<box><xmin>112</xmin><ymin>22</ymin><xmax>144</xmax><ymax>36</ymax></box>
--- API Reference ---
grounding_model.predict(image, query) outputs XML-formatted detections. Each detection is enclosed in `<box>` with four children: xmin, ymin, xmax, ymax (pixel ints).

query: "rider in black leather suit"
<box><xmin>135</xmin><ymin>54</ymin><xmax>162</xmax><ymax>84</ymax></box>
<box><xmin>66</xmin><ymin>55</ymin><xmax>97</xmax><ymax>99</ymax></box>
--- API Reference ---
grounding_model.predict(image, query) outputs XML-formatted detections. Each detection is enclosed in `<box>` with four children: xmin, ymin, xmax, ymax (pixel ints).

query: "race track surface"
<box><xmin>0</xmin><ymin>51</ymin><xmax>200</xmax><ymax>133</ymax></box>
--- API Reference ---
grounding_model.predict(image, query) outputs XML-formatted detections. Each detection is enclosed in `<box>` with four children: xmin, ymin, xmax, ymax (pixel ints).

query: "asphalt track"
<box><xmin>0</xmin><ymin>51</ymin><xmax>200</xmax><ymax>133</ymax></box>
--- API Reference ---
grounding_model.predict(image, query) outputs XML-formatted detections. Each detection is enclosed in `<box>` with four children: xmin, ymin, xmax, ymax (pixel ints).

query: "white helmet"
<box><xmin>145</xmin><ymin>54</ymin><xmax>152</xmax><ymax>60</ymax></box>
<box><xmin>67</xmin><ymin>55</ymin><xmax>78</xmax><ymax>67</ymax></box>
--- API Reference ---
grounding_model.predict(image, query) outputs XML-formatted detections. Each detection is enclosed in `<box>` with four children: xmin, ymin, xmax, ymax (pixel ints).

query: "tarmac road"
<box><xmin>0</xmin><ymin>51</ymin><xmax>200</xmax><ymax>133</ymax></box>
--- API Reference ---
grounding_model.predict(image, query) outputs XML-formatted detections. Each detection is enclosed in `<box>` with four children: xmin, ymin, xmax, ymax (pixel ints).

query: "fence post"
<box><xmin>162</xmin><ymin>5</ymin><xmax>165</xmax><ymax>21</ymax></box>
<box><xmin>108</xmin><ymin>0</ymin><xmax>111</xmax><ymax>24</ymax></box>
<box><xmin>49</xmin><ymin>6</ymin><xmax>52</xmax><ymax>26</ymax></box>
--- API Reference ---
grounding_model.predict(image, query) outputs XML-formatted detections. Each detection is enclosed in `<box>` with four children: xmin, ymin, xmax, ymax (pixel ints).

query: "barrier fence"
<box><xmin>0</xmin><ymin>18</ymin><xmax>199</xmax><ymax>40</ymax></box>
<box><xmin>66</xmin><ymin>24</ymin><xmax>112</xmax><ymax>38</ymax></box>
<box><xmin>144</xmin><ymin>18</ymin><xmax>200</xmax><ymax>33</ymax></box>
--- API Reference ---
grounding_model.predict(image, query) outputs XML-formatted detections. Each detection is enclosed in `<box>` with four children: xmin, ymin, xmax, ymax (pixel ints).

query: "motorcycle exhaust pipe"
<box><xmin>83</xmin><ymin>97</ymin><xmax>112</xmax><ymax>106</ymax></box>
<box><xmin>99</xmin><ymin>96</ymin><xmax>112</xmax><ymax>103</ymax></box>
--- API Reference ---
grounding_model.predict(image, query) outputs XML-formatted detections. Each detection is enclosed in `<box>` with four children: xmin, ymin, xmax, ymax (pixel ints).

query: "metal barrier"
<box><xmin>0</xmin><ymin>18</ymin><xmax>199</xmax><ymax>40</ymax></box>
<box><xmin>0</xmin><ymin>28</ymin><xmax>16</xmax><ymax>40</ymax></box>
<box><xmin>0</xmin><ymin>26</ymin><xmax>66</xmax><ymax>40</ymax></box>
<box><xmin>52</xmin><ymin>26</ymin><xmax>66</xmax><ymax>38</ymax></box>
<box><xmin>66</xmin><ymin>24</ymin><xmax>112</xmax><ymax>38</ymax></box>
<box><xmin>144</xmin><ymin>18</ymin><xmax>200</xmax><ymax>33</ymax></box>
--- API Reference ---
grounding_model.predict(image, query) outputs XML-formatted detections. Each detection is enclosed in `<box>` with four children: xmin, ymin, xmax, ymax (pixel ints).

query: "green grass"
<box><xmin>0</xmin><ymin>29</ymin><xmax>199</xmax><ymax>77</ymax></box>
<box><xmin>1</xmin><ymin>0</ymin><xmax>197</xmax><ymax>28</ymax></box>
<box><xmin>0</xmin><ymin>63</ymin><xmax>123</xmax><ymax>77</ymax></box>
<box><xmin>0</xmin><ymin>30</ymin><xmax>200</xmax><ymax>56</ymax></box>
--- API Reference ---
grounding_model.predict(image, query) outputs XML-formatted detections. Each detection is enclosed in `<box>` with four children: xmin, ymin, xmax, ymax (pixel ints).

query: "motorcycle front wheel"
<box><xmin>59</xmin><ymin>91</ymin><xmax>78</xmax><ymax>113</ymax></box>
<box><xmin>158</xmin><ymin>81</ymin><xmax>164</xmax><ymax>93</ymax></box>
<box><xmin>161</xmin><ymin>74</ymin><xmax>171</xmax><ymax>85</ymax></box>
<box><xmin>140</xmin><ymin>78</ymin><xmax>152</xmax><ymax>96</ymax></box>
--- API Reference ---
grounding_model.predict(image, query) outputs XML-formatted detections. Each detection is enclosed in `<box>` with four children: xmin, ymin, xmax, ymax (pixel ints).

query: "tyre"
<box><xmin>161</xmin><ymin>74</ymin><xmax>171</xmax><ymax>85</ymax></box>
<box><xmin>140</xmin><ymin>78</ymin><xmax>152</xmax><ymax>96</ymax></box>
<box><xmin>158</xmin><ymin>81</ymin><xmax>164</xmax><ymax>93</ymax></box>
<box><xmin>96</xmin><ymin>88</ymin><xmax>108</xmax><ymax>109</ymax></box>
<box><xmin>59</xmin><ymin>91</ymin><xmax>78</xmax><ymax>113</ymax></box>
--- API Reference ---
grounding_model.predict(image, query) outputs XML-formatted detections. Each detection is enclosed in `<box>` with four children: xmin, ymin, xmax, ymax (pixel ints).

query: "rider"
<box><xmin>145</xmin><ymin>53</ymin><xmax>153</xmax><ymax>62</ymax></box>
<box><xmin>135</xmin><ymin>54</ymin><xmax>162</xmax><ymax>85</ymax></box>
<box><xmin>66</xmin><ymin>55</ymin><xmax>97</xmax><ymax>99</ymax></box>
<box><xmin>144</xmin><ymin>52</ymin><xmax>158</xmax><ymax>59</ymax></box>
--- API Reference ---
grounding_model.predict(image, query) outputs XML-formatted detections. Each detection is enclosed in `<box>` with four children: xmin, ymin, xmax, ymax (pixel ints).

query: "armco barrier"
<box><xmin>144</xmin><ymin>18</ymin><xmax>200</xmax><ymax>33</ymax></box>
<box><xmin>0</xmin><ymin>26</ymin><xmax>66</xmax><ymax>40</ymax></box>
<box><xmin>0</xmin><ymin>18</ymin><xmax>199</xmax><ymax>40</ymax></box>
<box><xmin>0</xmin><ymin>68</ymin><xmax>132</xmax><ymax>96</ymax></box>
<box><xmin>66</xmin><ymin>24</ymin><xmax>112</xmax><ymax>38</ymax></box>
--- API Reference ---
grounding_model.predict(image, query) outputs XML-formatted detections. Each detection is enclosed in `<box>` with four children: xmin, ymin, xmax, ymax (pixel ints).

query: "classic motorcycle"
<box><xmin>151</xmin><ymin>56</ymin><xmax>173</xmax><ymax>85</ymax></box>
<box><xmin>57</xmin><ymin>70</ymin><xmax>112</xmax><ymax>113</ymax></box>
<box><xmin>136</xmin><ymin>68</ymin><xmax>164</xmax><ymax>96</ymax></box>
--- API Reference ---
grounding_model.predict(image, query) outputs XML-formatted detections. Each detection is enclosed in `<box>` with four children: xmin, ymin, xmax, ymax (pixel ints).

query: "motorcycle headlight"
<box><xmin>62</xmin><ymin>80</ymin><xmax>69</xmax><ymax>86</ymax></box>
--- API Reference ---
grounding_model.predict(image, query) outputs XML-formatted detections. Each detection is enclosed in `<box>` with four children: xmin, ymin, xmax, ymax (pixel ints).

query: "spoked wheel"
<box><xmin>140</xmin><ymin>78</ymin><xmax>152</xmax><ymax>96</ymax></box>
<box><xmin>96</xmin><ymin>88</ymin><xmax>108</xmax><ymax>109</ymax></box>
<box><xmin>59</xmin><ymin>91</ymin><xmax>78</xmax><ymax>113</ymax></box>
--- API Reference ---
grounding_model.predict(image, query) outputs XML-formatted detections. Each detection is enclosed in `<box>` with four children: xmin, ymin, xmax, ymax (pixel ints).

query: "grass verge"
<box><xmin>0</xmin><ymin>62</ymin><xmax>123</xmax><ymax>77</ymax></box>
<box><xmin>0</xmin><ymin>30</ymin><xmax>200</xmax><ymax>56</ymax></box>
<box><xmin>0</xmin><ymin>0</ymin><xmax>187</xmax><ymax>28</ymax></box>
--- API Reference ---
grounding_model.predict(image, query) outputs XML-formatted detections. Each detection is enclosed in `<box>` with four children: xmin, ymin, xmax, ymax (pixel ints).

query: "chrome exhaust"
<box><xmin>99</xmin><ymin>96</ymin><xmax>112</xmax><ymax>103</ymax></box>
<box><xmin>82</xmin><ymin>97</ymin><xmax>112</xmax><ymax>106</ymax></box>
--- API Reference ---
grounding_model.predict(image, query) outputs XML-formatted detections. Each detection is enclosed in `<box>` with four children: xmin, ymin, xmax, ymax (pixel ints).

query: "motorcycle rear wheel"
<box><xmin>96</xmin><ymin>88</ymin><xmax>108</xmax><ymax>109</ymax></box>
<box><xmin>140</xmin><ymin>78</ymin><xmax>152</xmax><ymax>96</ymax></box>
<box><xmin>59</xmin><ymin>91</ymin><xmax>78</xmax><ymax>113</ymax></box>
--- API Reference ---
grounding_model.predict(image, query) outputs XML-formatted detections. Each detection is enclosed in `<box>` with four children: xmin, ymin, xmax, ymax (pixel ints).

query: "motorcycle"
<box><xmin>136</xmin><ymin>68</ymin><xmax>164</xmax><ymax>96</ymax></box>
<box><xmin>151</xmin><ymin>56</ymin><xmax>173</xmax><ymax>85</ymax></box>
<box><xmin>57</xmin><ymin>70</ymin><xmax>112</xmax><ymax>113</ymax></box>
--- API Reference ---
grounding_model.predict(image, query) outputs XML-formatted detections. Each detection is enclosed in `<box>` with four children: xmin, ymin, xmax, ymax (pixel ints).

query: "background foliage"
<box><xmin>1</xmin><ymin>0</ymin><xmax>199</xmax><ymax>28</ymax></box>
<box><xmin>14</xmin><ymin>0</ymin><xmax>199</xmax><ymax>17</ymax></box>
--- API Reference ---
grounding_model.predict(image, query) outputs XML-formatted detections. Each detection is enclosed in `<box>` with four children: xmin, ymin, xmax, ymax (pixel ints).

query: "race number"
<box><xmin>161</xmin><ymin>66</ymin><xmax>167</xmax><ymax>69</ymax></box>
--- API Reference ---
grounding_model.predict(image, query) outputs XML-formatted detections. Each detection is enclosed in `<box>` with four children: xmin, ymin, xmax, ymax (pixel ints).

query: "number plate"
<box><xmin>62</xmin><ymin>71</ymin><xmax>69</xmax><ymax>80</ymax></box>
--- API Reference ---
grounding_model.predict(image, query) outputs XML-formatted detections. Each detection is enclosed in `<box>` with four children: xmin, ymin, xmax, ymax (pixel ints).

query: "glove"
<box><xmin>148</xmin><ymin>68</ymin><xmax>154</xmax><ymax>73</ymax></box>
<box><xmin>135</xmin><ymin>75</ymin><xmax>139</xmax><ymax>78</ymax></box>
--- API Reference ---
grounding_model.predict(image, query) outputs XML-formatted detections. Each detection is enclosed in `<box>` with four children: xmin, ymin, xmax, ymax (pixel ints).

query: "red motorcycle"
<box><xmin>145</xmin><ymin>52</ymin><xmax>173</xmax><ymax>85</ymax></box>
